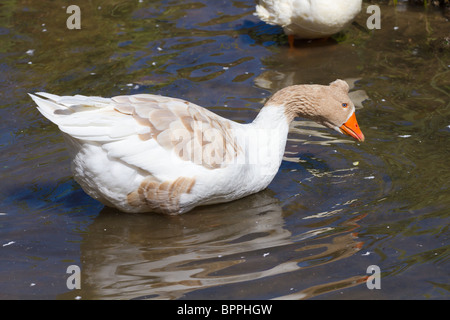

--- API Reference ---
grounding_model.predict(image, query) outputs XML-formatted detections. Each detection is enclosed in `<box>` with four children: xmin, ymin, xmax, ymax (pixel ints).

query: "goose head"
<box><xmin>266</xmin><ymin>79</ymin><xmax>365</xmax><ymax>141</ymax></box>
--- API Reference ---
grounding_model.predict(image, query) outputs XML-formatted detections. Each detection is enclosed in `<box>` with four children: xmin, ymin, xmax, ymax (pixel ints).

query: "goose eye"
<box><xmin>342</xmin><ymin>103</ymin><xmax>348</xmax><ymax>108</ymax></box>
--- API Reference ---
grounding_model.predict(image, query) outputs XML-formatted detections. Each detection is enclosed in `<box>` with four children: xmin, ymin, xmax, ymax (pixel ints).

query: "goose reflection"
<box><xmin>59</xmin><ymin>188</ymin><xmax>367</xmax><ymax>300</ymax></box>
<box><xmin>69</xmin><ymin>190</ymin><xmax>286</xmax><ymax>299</ymax></box>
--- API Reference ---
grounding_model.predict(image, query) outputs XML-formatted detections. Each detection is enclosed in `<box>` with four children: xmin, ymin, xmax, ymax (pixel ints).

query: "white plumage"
<box><xmin>255</xmin><ymin>0</ymin><xmax>362</xmax><ymax>39</ymax></box>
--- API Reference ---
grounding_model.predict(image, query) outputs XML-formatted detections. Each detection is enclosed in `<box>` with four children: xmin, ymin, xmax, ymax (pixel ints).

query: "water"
<box><xmin>0</xmin><ymin>0</ymin><xmax>449</xmax><ymax>299</ymax></box>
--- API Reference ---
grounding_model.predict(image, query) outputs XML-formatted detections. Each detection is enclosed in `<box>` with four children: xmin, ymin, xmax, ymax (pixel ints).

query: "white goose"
<box><xmin>255</xmin><ymin>0</ymin><xmax>362</xmax><ymax>47</ymax></box>
<box><xmin>30</xmin><ymin>79</ymin><xmax>364</xmax><ymax>215</ymax></box>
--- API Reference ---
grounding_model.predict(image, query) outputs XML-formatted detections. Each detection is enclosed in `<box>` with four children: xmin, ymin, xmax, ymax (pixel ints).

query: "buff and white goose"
<box><xmin>29</xmin><ymin>79</ymin><xmax>364</xmax><ymax>215</ymax></box>
<box><xmin>255</xmin><ymin>0</ymin><xmax>362</xmax><ymax>47</ymax></box>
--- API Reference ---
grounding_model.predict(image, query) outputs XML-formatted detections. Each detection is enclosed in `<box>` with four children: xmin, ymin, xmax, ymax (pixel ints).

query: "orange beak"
<box><xmin>340</xmin><ymin>112</ymin><xmax>365</xmax><ymax>142</ymax></box>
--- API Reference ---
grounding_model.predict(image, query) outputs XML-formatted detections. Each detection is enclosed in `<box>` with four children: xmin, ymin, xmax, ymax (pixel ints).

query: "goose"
<box><xmin>255</xmin><ymin>0</ymin><xmax>362</xmax><ymax>47</ymax></box>
<box><xmin>29</xmin><ymin>79</ymin><xmax>364</xmax><ymax>215</ymax></box>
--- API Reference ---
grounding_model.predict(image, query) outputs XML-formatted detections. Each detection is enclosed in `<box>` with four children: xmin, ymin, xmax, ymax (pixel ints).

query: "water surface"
<box><xmin>0</xmin><ymin>0</ymin><xmax>449</xmax><ymax>299</ymax></box>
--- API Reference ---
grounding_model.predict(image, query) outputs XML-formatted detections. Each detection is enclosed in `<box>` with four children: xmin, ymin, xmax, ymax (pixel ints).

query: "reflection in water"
<box><xmin>76</xmin><ymin>191</ymin><xmax>287</xmax><ymax>299</ymax></box>
<box><xmin>61</xmin><ymin>190</ymin><xmax>365</xmax><ymax>300</ymax></box>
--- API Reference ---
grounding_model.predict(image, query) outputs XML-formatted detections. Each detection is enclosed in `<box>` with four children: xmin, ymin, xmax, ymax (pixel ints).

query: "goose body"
<box><xmin>255</xmin><ymin>0</ymin><xmax>362</xmax><ymax>40</ymax></box>
<box><xmin>30</xmin><ymin>79</ymin><xmax>364</xmax><ymax>215</ymax></box>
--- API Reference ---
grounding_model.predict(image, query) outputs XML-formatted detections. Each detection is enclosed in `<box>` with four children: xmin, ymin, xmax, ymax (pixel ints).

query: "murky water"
<box><xmin>0</xmin><ymin>1</ymin><xmax>448</xmax><ymax>299</ymax></box>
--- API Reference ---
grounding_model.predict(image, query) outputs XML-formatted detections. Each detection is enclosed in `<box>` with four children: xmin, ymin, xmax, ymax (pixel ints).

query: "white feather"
<box><xmin>255</xmin><ymin>0</ymin><xmax>362</xmax><ymax>39</ymax></box>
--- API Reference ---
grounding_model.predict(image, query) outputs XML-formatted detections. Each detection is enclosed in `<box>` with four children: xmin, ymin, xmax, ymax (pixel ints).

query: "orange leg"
<box><xmin>288</xmin><ymin>35</ymin><xmax>295</xmax><ymax>49</ymax></box>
